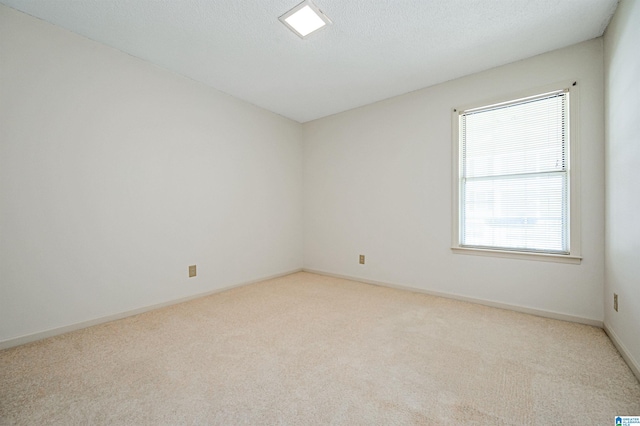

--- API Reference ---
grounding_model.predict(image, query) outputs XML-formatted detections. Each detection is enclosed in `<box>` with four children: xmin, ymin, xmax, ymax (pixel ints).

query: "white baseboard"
<box><xmin>303</xmin><ymin>268</ymin><xmax>604</xmax><ymax>328</ymax></box>
<box><xmin>0</xmin><ymin>268</ymin><xmax>303</xmax><ymax>351</ymax></box>
<box><xmin>604</xmin><ymin>323</ymin><xmax>640</xmax><ymax>382</ymax></box>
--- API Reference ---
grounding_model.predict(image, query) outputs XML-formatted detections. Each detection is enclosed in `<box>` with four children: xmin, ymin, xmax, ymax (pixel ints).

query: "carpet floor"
<box><xmin>1</xmin><ymin>272</ymin><xmax>639</xmax><ymax>425</ymax></box>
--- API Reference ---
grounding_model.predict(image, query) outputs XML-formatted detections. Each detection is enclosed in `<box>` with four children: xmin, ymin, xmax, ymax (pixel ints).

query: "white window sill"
<box><xmin>451</xmin><ymin>247</ymin><xmax>582</xmax><ymax>264</ymax></box>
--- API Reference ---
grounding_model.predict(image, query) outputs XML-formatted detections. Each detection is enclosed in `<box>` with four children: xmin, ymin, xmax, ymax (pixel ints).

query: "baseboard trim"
<box><xmin>303</xmin><ymin>268</ymin><xmax>604</xmax><ymax>328</ymax></box>
<box><xmin>604</xmin><ymin>323</ymin><xmax>640</xmax><ymax>382</ymax></box>
<box><xmin>0</xmin><ymin>268</ymin><xmax>303</xmax><ymax>351</ymax></box>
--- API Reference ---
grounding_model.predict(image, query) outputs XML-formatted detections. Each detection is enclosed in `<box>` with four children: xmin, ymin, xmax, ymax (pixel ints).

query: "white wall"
<box><xmin>604</xmin><ymin>0</ymin><xmax>640</xmax><ymax>376</ymax></box>
<box><xmin>0</xmin><ymin>5</ymin><xmax>303</xmax><ymax>344</ymax></box>
<box><xmin>0</xmin><ymin>3</ymin><xmax>615</xmax><ymax>349</ymax></box>
<box><xmin>303</xmin><ymin>39</ymin><xmax>605</xmax><ymax>323</ymax></box>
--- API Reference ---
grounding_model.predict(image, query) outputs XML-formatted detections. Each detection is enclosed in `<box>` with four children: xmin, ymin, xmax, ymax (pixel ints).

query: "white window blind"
<box><xmin>459</xmin><ymin>90</ymin><xmax>569</xmax><ymax>254</ymax></box>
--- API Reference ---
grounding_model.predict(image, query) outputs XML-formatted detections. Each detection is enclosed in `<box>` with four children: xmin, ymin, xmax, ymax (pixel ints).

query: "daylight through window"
<box><xmin>457</xmin><ymin>90</ymin><xmax>570</xmax><ymax>254</ymax></box>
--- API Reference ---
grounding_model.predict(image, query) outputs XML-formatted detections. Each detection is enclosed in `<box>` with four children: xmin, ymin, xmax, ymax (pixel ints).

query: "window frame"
<box><xmin>451</xmin><ymin>81</ymin><xmax>582</xmax><ymax>264</ymax></box>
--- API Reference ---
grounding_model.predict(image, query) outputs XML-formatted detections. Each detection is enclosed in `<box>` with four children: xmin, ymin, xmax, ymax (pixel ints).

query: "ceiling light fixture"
<box><xmin>279</xmin><ymin>0</ymin><xmax>332</xmax><ymax>39</ymax></box>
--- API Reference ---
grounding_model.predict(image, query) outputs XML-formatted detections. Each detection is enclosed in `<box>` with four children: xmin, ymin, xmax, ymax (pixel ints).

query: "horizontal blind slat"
<box><xmin>460</xmin><ymin>91</ymin><xmax>568</xmax><ymax>254</ymax></box>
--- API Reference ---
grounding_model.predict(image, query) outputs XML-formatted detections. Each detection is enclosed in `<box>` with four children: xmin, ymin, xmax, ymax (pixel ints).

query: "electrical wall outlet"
<box><xmin>359</xmin><ymin>255</ymin><xmax>365</xmax><ymax>265</ymax></box>
<box><xmin>189</xmin><ymin>265</ymin><xmax>196</xmax><ymax>278</ymax></box>
<box><xmin>614</xmin><ymin>293</ymin><xmax>618</xmax><ymax>312</ymax></box>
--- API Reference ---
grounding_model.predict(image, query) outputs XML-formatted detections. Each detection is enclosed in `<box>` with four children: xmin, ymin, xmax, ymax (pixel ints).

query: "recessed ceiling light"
<box><xmin>279</xmin><ymin>0</ymin><xmax>332</xmax><ymax>39</ymax></box>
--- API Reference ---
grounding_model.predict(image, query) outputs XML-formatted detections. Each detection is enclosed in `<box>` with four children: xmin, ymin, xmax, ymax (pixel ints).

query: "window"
<box><xmin>452</xmin><ymin>84</ymin><xmax>581</xmax><ymax>263</ymax></box>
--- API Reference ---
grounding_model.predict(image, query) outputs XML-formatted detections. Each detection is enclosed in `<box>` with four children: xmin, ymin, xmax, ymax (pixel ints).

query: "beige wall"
<box><xmin>604</xmin><ymin>0</ymin><xmax>640</xmax><ymax>377</ymax></box>
<box><xmin>0</xmin><ymin>5</ymin><xmax>303</xmax><ymax>344</ymax></box>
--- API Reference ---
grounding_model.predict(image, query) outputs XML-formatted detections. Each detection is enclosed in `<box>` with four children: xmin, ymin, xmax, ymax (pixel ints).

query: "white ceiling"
<box><xmin>1</xmin><ymin>0</ymin><xmax>618</xmax><ymax>123</ymax></box>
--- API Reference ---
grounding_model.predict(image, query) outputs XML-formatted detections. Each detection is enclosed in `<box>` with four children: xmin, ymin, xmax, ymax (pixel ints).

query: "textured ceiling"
<box><xmin>1</xmin><ymin>0</ymin><xmax>618</xmax><ymax>122</ymax></box>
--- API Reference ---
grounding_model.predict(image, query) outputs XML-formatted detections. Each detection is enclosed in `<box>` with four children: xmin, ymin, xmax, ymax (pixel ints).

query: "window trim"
<box><xmin>451</xmin><ymin>81</ymin><xmax>582</xmax><ymax>264</ymax></box>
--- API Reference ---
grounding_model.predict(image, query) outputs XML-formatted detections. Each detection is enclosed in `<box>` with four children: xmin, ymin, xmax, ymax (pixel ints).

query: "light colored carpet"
<box><xmin>1</xmin><ymin>272</ymin><xmax>639</xmax><ymax>425</ymax></box>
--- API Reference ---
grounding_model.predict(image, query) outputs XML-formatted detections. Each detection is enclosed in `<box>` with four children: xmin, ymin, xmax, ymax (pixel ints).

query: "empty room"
<box><xmin>1</xmin><ymin>0</ymin><xmax>639</xmax><ymax>424</ymax></box>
